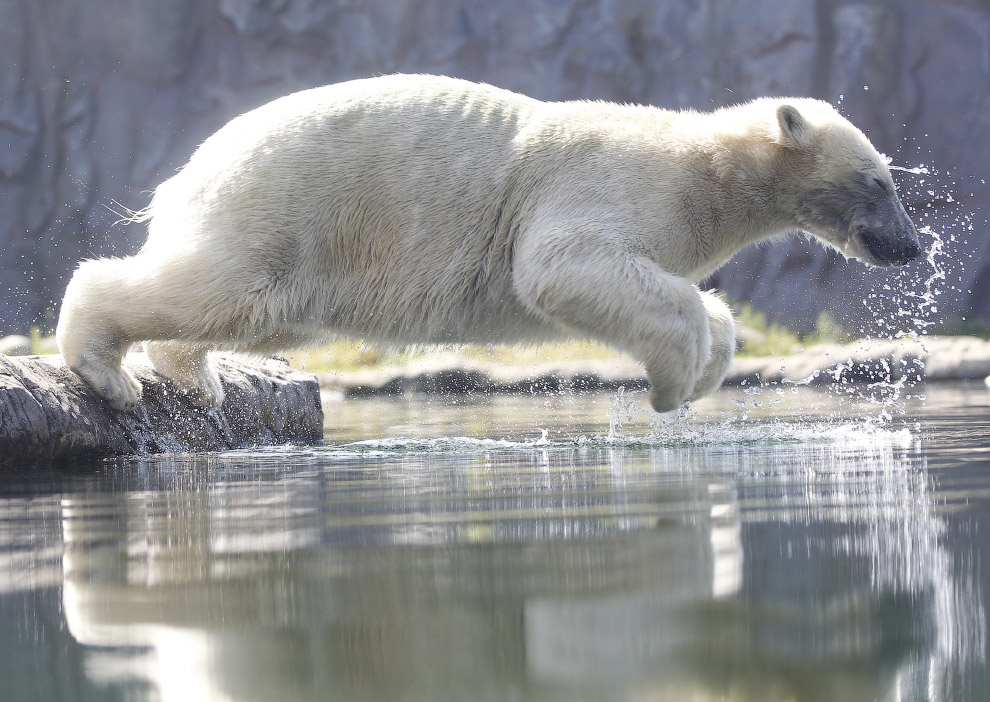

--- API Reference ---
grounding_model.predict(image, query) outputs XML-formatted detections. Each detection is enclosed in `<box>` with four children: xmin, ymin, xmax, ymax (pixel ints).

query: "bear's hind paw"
<box><xmin>156</xmin><ymin>365</ymin><xmax>225</xmax><ymax>410</ymax></box>
<box><xmin>175</xmin><ymin>377</ymin><xmax>226</xmax><ymax>410</ymax></box>
<box><xmin>72</xmin><ymin>360</ymin><xmax>144</xmax><ymax>412</ymax></box>
<box><xmin>153</xmin><ymin>367</ymin><xmax>225</xmax><ymax>410</ymax></box>
<box><xmin>146</xmin><ymin>342</ymin><xmax>225</xmax><ymax>410</ymax></box>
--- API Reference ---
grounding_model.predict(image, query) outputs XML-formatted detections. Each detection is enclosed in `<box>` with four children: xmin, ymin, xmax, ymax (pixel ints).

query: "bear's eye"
<box><xmin>872</xmin><ymin>176</ymin><xmax>890</xmax><ymax>194</ymax></box>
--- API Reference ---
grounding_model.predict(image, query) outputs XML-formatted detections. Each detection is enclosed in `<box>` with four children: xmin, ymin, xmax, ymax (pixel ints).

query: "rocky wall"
<box><xmin>2</xmin><ymin>0</ymin><xmax>987</xmax><ymax>333</ymax></box>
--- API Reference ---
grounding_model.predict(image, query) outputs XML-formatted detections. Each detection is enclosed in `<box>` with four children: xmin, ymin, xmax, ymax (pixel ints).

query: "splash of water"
<box><xmin>856</xmin><ymin>156</ymin><xmax>969</xmax><ymax>416</ymax></box>
<box><xmin>888</xmin><ymin>163</ymin><xmax>930</xmax><ymax>175</ymax></box>
<box><xmin>601</xmin><ymin>387</ymin><xmax>914</xmax><ymax>447</ymax></box>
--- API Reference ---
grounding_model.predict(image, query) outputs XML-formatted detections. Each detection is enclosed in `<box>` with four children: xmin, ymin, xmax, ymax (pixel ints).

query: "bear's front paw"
<box><xmin>644</xmin><ymin>320</ymin><xmax>711</xmax><ymax>413</ymax></box>
<box><xmin>689</xmin><ymin>345</ymin><xmax>735</xmax><ymax>402</ymax></box>
<box><xmin>646</xmin><ymin>366</ymin><xmax>696</xmax><ymax>413</ymax></box>
<box><xmin>649</xmin><ymin>384</ymin><xmax>689</xmax><ymax>414</ymax></box>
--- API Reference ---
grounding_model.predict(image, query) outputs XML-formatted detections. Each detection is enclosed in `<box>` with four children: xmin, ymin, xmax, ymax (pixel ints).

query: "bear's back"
<box><xmin>145</xmin><ymin>76</ymin><xmax>557</xmax><ymax>343</ymax></box>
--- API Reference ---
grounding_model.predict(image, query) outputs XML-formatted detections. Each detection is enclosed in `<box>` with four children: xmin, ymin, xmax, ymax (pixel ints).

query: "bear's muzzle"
<box><xmin>853</xmin><ymin>196</ymin><xmax>922</xmax><ymax>267</ymax></box>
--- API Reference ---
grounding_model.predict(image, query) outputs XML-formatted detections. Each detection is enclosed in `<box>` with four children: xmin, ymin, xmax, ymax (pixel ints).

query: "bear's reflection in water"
<box><xmin>54</xmin><ymin>438</ymin><xmax>976</xmax><ymax>702</ymax></box>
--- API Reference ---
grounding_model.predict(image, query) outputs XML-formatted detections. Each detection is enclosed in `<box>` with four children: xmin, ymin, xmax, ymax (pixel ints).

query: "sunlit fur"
<box><xmin>56</xmin><ymin>74</ymin><xmax>918</xmax><ymax>412</ymax></box>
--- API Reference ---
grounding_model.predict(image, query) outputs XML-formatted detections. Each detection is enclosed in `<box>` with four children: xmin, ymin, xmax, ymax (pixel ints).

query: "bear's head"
<box><xmin>774</xmin><ymin>101</ymin><xmax>922</xmax><ymax>267</ymax></box>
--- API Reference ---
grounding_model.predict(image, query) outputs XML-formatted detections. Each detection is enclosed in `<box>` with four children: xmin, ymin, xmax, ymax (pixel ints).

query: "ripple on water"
<box><xmin>224</xmin><ymin>412</ymin><xmax>914</xmax><ymax>464</ymax></box>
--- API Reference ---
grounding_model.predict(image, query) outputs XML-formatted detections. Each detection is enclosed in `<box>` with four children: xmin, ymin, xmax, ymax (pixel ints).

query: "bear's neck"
<box><xmin>685</xmin><ymin>132</ymin><xmax>800</xmax><ymax>278</ymax></box>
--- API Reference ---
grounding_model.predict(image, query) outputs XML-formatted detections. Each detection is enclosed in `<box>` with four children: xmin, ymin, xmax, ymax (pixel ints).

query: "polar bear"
<box><xmin>56</xmin><ymin>74</ymin><xmax>921</xmax><ymax>413</ymax></box>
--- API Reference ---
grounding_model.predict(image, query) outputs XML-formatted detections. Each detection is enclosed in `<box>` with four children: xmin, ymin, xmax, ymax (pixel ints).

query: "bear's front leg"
<box><xmin>689</xmin><ymin>290</ymin><xmax>736</xmax><ymax>402</ymax></box>
<box><xmin>513</xmin><ymin>236</ymin><xmax>712</xmax><ymax>413</ymax></box>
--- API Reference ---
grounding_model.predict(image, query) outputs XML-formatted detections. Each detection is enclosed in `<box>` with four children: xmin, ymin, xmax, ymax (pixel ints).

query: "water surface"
<box><xmin>1</xmin><ymin>383</ymin><xmax>988</xmax><ymax>701</ymax></box>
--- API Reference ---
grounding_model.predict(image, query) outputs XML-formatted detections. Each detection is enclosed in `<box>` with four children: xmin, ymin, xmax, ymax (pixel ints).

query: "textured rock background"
<box><xmin>1</xmin><ymin>0</ymin><xmax>987</xmax><ymax>334</ymax></box>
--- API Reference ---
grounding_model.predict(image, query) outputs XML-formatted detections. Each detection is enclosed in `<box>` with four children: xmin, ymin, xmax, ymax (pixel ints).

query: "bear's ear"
<box><xmin>776</xmin><ymin>104</ymin><xmax>811</xmax><ymax>149</ymax></box>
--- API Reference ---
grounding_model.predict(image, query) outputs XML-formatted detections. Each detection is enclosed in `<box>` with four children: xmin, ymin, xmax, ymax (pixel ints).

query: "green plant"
<box><xmin>811</xmin><ymin>311</ymin><xmax>851</xmax><ymax>345</ymax></box>
<box><xmin>29</xmin><ymin>326</ymin><xmax>44</xmax><ymax>355</ymax></box>
<box><xmin>733</xmin><ymin>304</ymin><xmax>804</xmax><ymax>357</ymax></box>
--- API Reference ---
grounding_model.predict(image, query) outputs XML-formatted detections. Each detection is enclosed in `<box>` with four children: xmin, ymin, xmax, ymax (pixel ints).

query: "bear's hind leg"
<box><xmin>57</xmin><ymin>254</ymin><xmax>235</xmax><ymax>411</ymax></box>
<box><xmin>57</xmin><ymin>259</ymin><xmax>147</xmax><ymax>410</ymax></box>
<box><xmin>146</xmin><ymin>341</ymin><xmax>225</xmax><ymax>409</ymax></box>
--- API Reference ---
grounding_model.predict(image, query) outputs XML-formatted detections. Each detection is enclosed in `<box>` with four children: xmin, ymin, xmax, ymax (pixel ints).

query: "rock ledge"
<box><xmin>1</xmin><ymin>354</ymin><xmax>323</xmax><ymax>465</ymax></box>
<box><xmin>315</xmin><ymin>336</ymin><xmax>990</xmax><ymax>398</ymax></box>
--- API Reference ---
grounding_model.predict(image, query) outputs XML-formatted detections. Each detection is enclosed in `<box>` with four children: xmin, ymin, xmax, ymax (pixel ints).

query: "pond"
<box><xmin>1</xmin><ymin>382</ymin><xmax>988</xmax><ymax>701</ymax></box>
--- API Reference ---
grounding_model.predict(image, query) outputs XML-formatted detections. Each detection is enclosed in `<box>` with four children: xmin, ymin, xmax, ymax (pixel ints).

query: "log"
<box><xmin>0</xmin><ymin>353</ymin><xmax>323</xmax><ymax>465</ymax></box>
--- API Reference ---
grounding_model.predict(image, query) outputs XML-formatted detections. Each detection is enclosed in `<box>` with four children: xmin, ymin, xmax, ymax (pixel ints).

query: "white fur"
<box><xmin>56</xmin><ymin>74</ymin><xmax>909</xmax><ymax>412</ymax></box>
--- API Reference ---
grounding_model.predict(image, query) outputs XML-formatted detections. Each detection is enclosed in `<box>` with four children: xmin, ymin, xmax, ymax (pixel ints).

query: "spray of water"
<box><xmin>847</xmin><ymin>154</ymin><xmax>971</xmax><ymax>419</ymax></box>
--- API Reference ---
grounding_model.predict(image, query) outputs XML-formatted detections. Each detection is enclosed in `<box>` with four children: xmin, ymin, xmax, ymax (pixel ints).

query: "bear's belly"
<box><xmin>315</xmin><ymin>275</ymin><xmax>559</xmax><ymax>345</ymax></box>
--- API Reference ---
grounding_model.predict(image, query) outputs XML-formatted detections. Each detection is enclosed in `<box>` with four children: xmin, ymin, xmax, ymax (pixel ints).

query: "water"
<box><xmin>1</xmin><ymin>383</ymin><xmax>989</xmax><ymax>701</ymax></box>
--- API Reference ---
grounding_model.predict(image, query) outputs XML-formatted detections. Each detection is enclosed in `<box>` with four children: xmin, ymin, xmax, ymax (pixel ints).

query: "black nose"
<box><xmin>859</xmin><ymin>228</ymin><xmax>923</xmax><ymax>266</ymax></box>
<box><xmin>903</xmin><ymin>238</ymin><xmax>922</xmax><ymax>262</ymax></box>
<box><xmin>855</xmin><ymin>195</ymin><xmax>924</xmax><ymax>266</ymax></box>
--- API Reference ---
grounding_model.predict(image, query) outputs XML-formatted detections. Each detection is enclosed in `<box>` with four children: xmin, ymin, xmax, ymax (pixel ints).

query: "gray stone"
<box><xmin>323</xmin><ymin>354</ymin><xmax>653</xmax><ymax>398</ymax></box>
<box><xmin>723</xmin><ymin>336</ymin><xmax>990</xmax><ymax>386</ymax></box>
<box><xmin>324</xmin><ymin>336</ymin><xmax>990</xmax><ymax>399</ymax></box>
<box><xmin>0</xmin><ymin>353</ymin><xmax>323</xmax><ymax>465</ymax></box>
<box><xmin>921</xmin><ymin>336</ymin><xmax>990</xmax><ymax>381</ymax></box>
